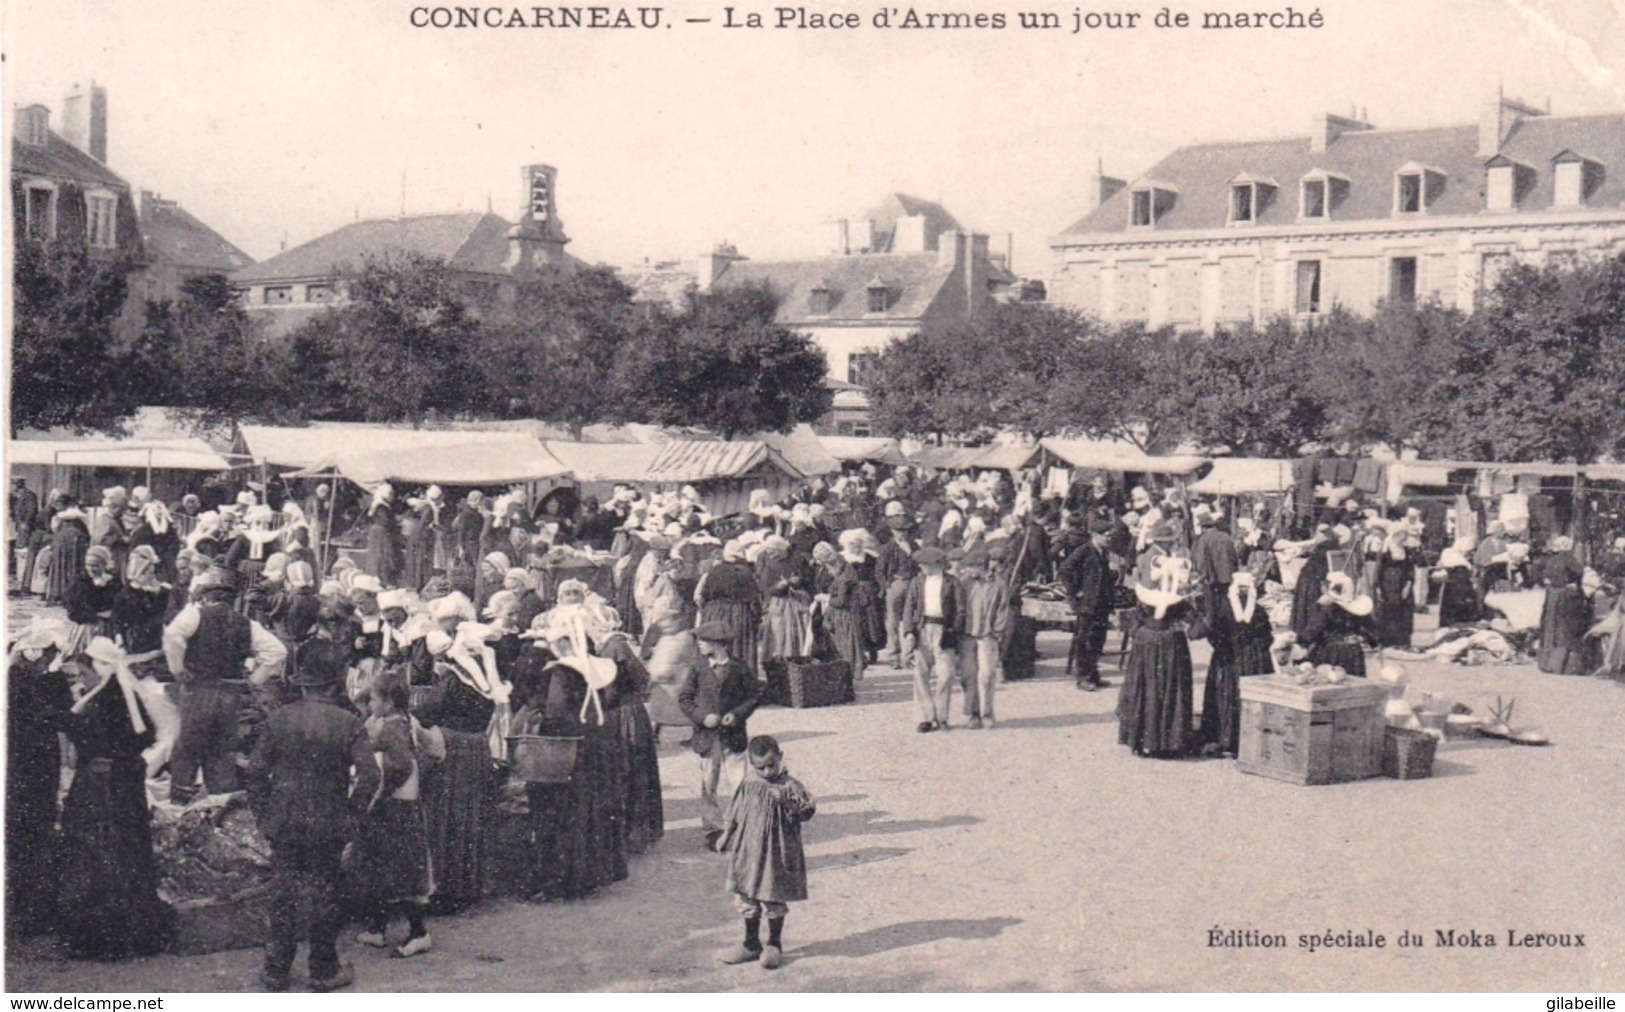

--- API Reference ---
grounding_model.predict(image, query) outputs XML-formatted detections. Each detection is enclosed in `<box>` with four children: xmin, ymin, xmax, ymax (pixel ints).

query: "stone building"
<box><xmin>231</xmin><ymin>164</ymin><xmax>580</xmax><ymax>335</ymax></box>
<box><xmin>11</xmin><ymin>82</ymin><xmax>252</xmax><ymax>329</ymax></box>
<box><xmin>1048</xmin><ymin>97</ymin><xmax>1625</xmax><ymax>330</ymax></box>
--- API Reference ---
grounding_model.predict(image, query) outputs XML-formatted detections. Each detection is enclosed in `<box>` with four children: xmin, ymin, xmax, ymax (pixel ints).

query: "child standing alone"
<box><xmin>353</xmin><ymin>676</ymin><xmax>434</xmax><ymax>958</ymax></box>
<box><xmin>715</xmin><ymin>735</ymin><xmax>816</xmax><ymax>970</ymax></box>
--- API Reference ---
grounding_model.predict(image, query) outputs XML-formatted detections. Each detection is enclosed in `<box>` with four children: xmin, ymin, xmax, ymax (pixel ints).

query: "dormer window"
<box><xmin>1299</xmin><ymin>169</ymin><xmax>1349</xmax><ymax>221</ymax></box>
<box><xmin>865</xmin><ymin>278</ymin><xmax>889</xmax><ymax>314</ymax></box>
<box><xmin>1128</xmin><ymin>181</ymin><xmax>1178</xmax><ymax>228</ymax></box>
<box><xmin>1394</xmin><ymin>162</ymin><xmax>1446</xmax><ymax>215</ymax></box>
<box><xmin>85</xmin><ymin>190</ymin><xmax>118</xmax><ymax>248</ymax></box>
<box><xmin>16</xmin><ymin>105</ymin><xmax>49</xmax><ymax>147</ymax></box>
<box><xmin>808</xmin><ymin>284</ymin><xmax>832</xmax><ymax>316</ymax></box>
<box><xmin>1227</xmin><ymin>174</ymin><xmax>1276</xmax><ymax>225</ymax></box>
<box><xmin>1551</xmin><ymin>151</ymin><xmax>1603</xmax><ymax>208</ymax></box>
<box><xmin>1484</xmin><ymin>155</ymin><xmax>1534</xmax><ymax>212</ymax></box>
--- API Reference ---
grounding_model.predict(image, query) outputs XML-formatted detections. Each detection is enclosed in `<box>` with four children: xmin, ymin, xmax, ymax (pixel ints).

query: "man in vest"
<box><xmin>163</xmin><ymin>563</ymin><xmax>287</xmax><ymax>803</ymax></box>
<box><xmin>900</xmin><ymin>547</ymin><xmax>967</xmax><ymax>733</ymax></box>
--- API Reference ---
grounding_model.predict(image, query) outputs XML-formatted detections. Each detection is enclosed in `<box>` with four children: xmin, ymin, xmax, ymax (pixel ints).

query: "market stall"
<box><xmin>8</xmin><ymin>437</ymin><xmax>233</xmax><ymax>506</ymax></box>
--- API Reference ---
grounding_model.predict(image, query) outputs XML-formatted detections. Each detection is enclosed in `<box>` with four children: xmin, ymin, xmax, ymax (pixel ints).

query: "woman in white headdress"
<box><xmin>696</xmin><ymin>539</ymin><xmax>762</xmax><ymax>680</ymax></box>
<box><xmin>1117</xmin><ymin>555</ymin><xmax>1196</xmax><ymax>758</ymax></box>
<box><xmin>54</xmin><ymin>637</ymin><xmax>175</xmax><ymax>958</ymax></box>
<box><xmin>1197</xmin><ymin>570</ymin><xmax>1274</xmax><ymax>758</ymax></box>
<box><xmin>6</xmin><ymin>616</ymin><xmax>75</xmax><ymax>935</ymax></box>
<box><xmin>364</xmin><ymin>482</ymin><xmax>403</xmax><ymax>588</ymax></box>
<box><xmin>1433</xmin><ymin>538</ymin><xmax>1483</xmax><ymax>628</ymax></box>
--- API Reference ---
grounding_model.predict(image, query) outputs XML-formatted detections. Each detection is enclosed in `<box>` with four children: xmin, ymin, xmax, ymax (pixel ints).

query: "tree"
<box><xmin>1308</xmin><ymin>302</ymin><xmax>1462</xmax><ymax>455</ymax></box>
<box><xmin>133</xmin><ymin>273</ymin><xmax>294</xmax><ymax>427</ymax></box>
<box><xmin>285</xmin><ymin>253</ymin><xmax>481</xmax><ymax>424</ymax></box>
<box><xmin>482</xmin><ymin>265</ymin><xmax>644</xmax><ymax>436</ymax></box>
<box><xmin>1180</xmin><ymin>317</ymin><xmax>1331</xmax><ymax>457</ymax></box>
<box><xmin>10</xmin><ymin>238</ymin><xmax>140</xmax><ymax>436</ymax></box>
<box><xmin>624</xmin><ymin>282</ymin><xmax>831</xmax><ymax>438</ymax></box>
<box><xmin>1047</xmin><ymin>323</ymin><xmax>1202</xmax><ymax>452</ymax></box>
<box><xmin>1425</xmin><ymin>252</ymin><xmax>1625</xmax><ymax>463</ymax></box>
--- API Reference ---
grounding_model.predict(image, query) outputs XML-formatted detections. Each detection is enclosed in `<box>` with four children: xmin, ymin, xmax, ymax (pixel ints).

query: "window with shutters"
<box><xmin>24</xmin><ymin>182</ymin><xmax>57</xmax><ymax>240</ymax></box>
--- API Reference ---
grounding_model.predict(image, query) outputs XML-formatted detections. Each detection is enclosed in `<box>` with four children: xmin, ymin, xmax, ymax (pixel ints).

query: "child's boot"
<box><xmin>718</xmin><ymin>917</ymin><xmax>762</xmax><ymax>964</ymax></box>
<box><xmin>761</xmin><ymin>917</ymin><xmax>785</xmax><ymax>969</ymax></box>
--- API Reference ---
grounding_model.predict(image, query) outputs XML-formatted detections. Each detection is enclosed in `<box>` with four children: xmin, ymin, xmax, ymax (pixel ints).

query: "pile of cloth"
<box><xmin>1260</xmin><ymin>582</ymin><xmax>1295</xmax><ymax>630</ymax></box>
<box><xmin>151</xmin><ymin>793</ymin><xmax>272</xmax><ymax>908</ymax></box>
<box><xmin>1391</xmin><ymin>626</ymin><xmax>1522</xmax><ymax>666</ymax></box>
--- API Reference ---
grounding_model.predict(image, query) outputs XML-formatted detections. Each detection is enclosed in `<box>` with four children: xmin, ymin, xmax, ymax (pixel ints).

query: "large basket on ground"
<box><xmin>506</xmin><ymin>735</ymin><xmax>579</xmax><ymax>784</ymax></box>
<box><xmin>1381</xmin><ymin>726</ymin><xmax>1438</xmax><ymax>780</ymax></box>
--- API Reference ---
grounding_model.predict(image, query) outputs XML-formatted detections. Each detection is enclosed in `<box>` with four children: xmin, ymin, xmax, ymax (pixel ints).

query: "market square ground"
<box><xmin>6</xmin><ymin>627</ymin><xmax>1622</xmax><ymax>992</ymax></box>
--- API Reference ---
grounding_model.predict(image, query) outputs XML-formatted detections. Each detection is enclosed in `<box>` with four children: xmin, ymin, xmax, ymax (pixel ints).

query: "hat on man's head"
<box><xmin>914</xmin><ymin>546</ymin><xmax>947</xmax><ymax>567</ymax></box>
<box><xmin>693</xmin><ymin>620</ymin><xmax>733</xmax><ymax>643</ymax></box>
<box><xmin>199</xmin><ymin>563</ymin><xmax>238</xmax><ymax>594</ymax></box>
<box><xmin>1149</xmin><ymin>521</ymin><xmax>1177</xmax><ymax>543</ymax></box>
<box><xmin>291</xmin><ymin>639</ymin><xmax>348</xmax><ymax>687</ymax></box>
<box><xmin>960</xmin><ymin>546</ymin><xmax>990</xmax><ymax>568</ymax></box>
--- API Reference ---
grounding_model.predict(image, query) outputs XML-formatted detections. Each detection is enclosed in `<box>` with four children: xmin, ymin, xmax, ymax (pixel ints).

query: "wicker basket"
<box><xmin>507</xmin><ymin>735</ymin><xmax>579</xmax><ymax>784</ymax></box>
<box><xmin>1382</xmin><ymin>726</ymin><xmax>1438</xmax><ymax>780</ymax></box>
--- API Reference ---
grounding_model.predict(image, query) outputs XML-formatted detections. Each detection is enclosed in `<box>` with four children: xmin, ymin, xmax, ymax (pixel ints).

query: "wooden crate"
<box><xmin>1237</xmin><ymin>677</ymin><xmax>1387</xmax><ymax>786</ymax></box>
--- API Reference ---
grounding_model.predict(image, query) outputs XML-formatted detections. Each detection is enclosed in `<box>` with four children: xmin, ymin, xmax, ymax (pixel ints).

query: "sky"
<box><xmin>4</xmin><ymin>0</ymin><xmax>1622</xmax><ymax>275</ymax></box>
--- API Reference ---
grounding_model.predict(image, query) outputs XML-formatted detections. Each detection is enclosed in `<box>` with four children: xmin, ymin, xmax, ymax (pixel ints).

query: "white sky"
<box><xmin>4</xmin><ymin>0</ymin><xmax>1621</xmax><ymax>274</ymax></box>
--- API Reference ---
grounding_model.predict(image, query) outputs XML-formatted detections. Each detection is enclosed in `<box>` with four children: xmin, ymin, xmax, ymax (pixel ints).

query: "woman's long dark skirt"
<box><xmin>612</xmin><ymin>701</ymin><xmax>664</xmax><ymax>855</ymax></box>
<box><xmin>56</xmin><ymin>757</ymin><xmax>175</xmax><ymax>959</ymax></box>
<box><xmin>421</xmin><ymin>729</ymin><xmax>491</xmax><ymax>908</ymax></box>
<box><xmin>524</xmin><ymin>723</ymin><xmax>629</xmax><ymax>900</ymax></box>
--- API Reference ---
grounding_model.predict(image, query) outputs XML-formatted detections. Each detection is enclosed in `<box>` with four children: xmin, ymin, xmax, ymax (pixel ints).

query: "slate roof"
<box><xmin>862</xmin><ymin>193</ymin><xmax>963</xmax><ymax>251</ymax></box>
<box><xmin>1058</xmin><ymin>112</ymin><xmax>1625</xmax><ymax>237</ymax></box>
<box><xmin>140</xmin><ymin>198</ymin><xmax>253</xmax><ymax>273</ymax></box>
<box><xmin>232</xmin><ymin>212</ymin><xmax>515</xmax><ymax>283</ymax></box>
<box><xmin>721</xmin><ymin>252</ymin><xmax>955</xmax><ymax>324</ymax></box>
<box><xmin>11</xmin><ymin>133</ymin><xmax>127</xmax><ymax>189</ymax></box>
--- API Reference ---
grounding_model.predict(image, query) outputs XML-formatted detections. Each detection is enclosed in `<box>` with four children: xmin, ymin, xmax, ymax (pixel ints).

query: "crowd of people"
<box><xmin>7</xmin><ymin>463</ymin><xmax>1625</xmax><ymax>986</ymax></box>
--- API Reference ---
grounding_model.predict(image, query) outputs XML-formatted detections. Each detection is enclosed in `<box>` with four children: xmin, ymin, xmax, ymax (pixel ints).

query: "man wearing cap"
<box><xmin>163</xmin><ymin>565</ymin><xmax>288</xmax><ymax>802</ymax></box>
<box><xmin>875</xmin><ymin>502</ymin><xmax>919</xmax><ymax>669</ymax></box>
<box><xmin>900</xmin><ymin>546</ymin><xmax>967</xmax><ymax>732</ymax></box>
<box><xmin>1059</xmin><ymin>516</ymin><xmax>1116</xmax><ymax>691</ymax></box>
<box><xmin>679</xmin><ymin>620</ymin><xmax>761</xmax><ymax>847</ymax></box>
<box><xmin>957</xmin><ymin>546</ymin><xmax>1009</xmax><ymax>728</ymax></box>
<box><xmin>247</xmin><ymin>640</ymin><xmax>378</xmax><ymax>992</ymax></box>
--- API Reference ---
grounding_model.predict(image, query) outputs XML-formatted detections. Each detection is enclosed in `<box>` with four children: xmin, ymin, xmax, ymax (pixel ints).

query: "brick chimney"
<box><xmin>62</xmin><ymin>82</ymin><xmax>107</xmax><ymax>162</ymax></box>
<box><xmin>1095</xmin><ymin>161</ymin><xmax>1127</xmax><ymax>207</ymax></box>
<box><xmin>938</xmin><ymin>230</ymin><xmax>988</xmax><ymax>317</ymax></box>
<box><xmin>1311</xmin><ymin>111</ymin><xmax>1373</xmax><ymax>154</ymax></box>
<box><xmin>507</xmin><ymin>164</ymin><xmax>570</xmax><ymax>276</ymax></box>
<box><xmin>1478</xmin><ymin>93</ymin><xmax>1545</xmax><ymax>159</ymax></box>
<box><xmin>696</xmin><ymin>242</ymin><xmax>744</xmax><ymax>290</ymax></box>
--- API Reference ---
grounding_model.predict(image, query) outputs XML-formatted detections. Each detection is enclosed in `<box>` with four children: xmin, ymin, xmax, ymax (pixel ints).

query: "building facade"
<box><xmin>1049</xmin><ymin>99</ymin><xmax>1625</xmax><ymax>330</ymax></box>
<box><xmin>11</xmin><ymin>82</ymin><xmax>253</xmax><ymax>329</ymax></box>
<box><xmin>622</xmin><ymin>194</ymin><xmax>1026</xmax><ymax>435</ymax></box>
<box><xmin>231</xmin><ymin>164</ymin><xmax>578</xmax><ymax>335</ymax></box>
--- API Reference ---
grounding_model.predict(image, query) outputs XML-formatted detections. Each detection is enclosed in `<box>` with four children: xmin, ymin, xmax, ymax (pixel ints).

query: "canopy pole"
<box><xmin>321</xmin><ymin>479</ymin><xmax>335</xmax><ymax>575</ymax></box>
<box><xmin>146</xmin><ymin>447</ymin><xmax>154</xmax><ymax>491</ymax></box>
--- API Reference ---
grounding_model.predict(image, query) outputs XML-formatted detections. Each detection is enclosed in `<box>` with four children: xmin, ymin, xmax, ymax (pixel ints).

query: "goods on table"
<box><xmin>1237</xmin><ymin>677</ymin><xmax>1388</xmax><ymax>786</ymax></box>
<box><xmin>151</xmin><ymin>793</ymin><xmax>272</xmax><ymax>954</ymax></box>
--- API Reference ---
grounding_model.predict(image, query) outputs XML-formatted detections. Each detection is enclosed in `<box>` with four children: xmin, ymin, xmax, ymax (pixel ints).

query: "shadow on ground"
<box><xmin>793</xmin><ymin>916</ymin><xmax>1022</xmax><ymax>961</ymax></box>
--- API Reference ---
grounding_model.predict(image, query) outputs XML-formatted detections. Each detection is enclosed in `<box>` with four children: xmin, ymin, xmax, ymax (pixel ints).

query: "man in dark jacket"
<box><xmin>874</xmin><ymin>510</ymin><xmax>918</xmax><ymax>668</ymax></box>
<box><xmin>900</xmin><ymin>547</ymin><xmax>967</xmax><ymax>732</ymax></box>
<box><xmin>247</xmin><ymin>640</ymin><xmax>376</xmax><ymax>993</ymax></box>
<box><xmin>679</xmin><ymin>620</ymin><xmax>761</xmax><ymax>848</ymax></box>
<box><xmin>1059</xmin><ymin>517</ymin><xmax>1116</xmax><ymax>691</ymax></box>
